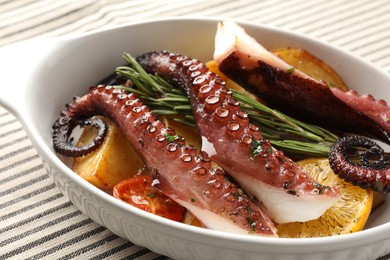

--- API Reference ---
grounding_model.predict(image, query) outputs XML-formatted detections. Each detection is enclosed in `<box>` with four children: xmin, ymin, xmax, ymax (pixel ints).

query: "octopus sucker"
<box><xmin>137</xmin><ymin>50</ymin><xmax>340</xmax><ymax>224</ymax></box>
<box><xmin>52</xmin><ymin>84</ymin><xmax>277</xmax><ymax>236</ymax></box>
<box><xmin>329</xmin><ymin>135</ymin><xmax>390</xmax><ymax>192</ymax></box>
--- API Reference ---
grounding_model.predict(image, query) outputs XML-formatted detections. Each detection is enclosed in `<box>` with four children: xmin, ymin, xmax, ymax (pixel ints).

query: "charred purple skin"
<box><xmin>52</xmin><ymin>84</ymin><xmax>277</xmax><ymax>236</ymax></box>
<box><xmin>52</xmin><ymin>104</ymin><xmax>107</xmax><ymax>157</ymax></box>
<box><xmin>329</xmin><ymin>135</ymin><xmax>390</xmax><ymax>193</ymax></box>
<box><xmin>219</xmin><ymin>57</ymin><xmax>390</xmax><ymax>144</ymax></box>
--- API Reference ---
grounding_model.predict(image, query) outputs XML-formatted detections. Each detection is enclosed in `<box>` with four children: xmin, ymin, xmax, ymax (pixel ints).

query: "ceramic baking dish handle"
<box><xmin>0</xmin><ymin>38</ymin><xmax>54</xmax><ymax>118</ymax></box>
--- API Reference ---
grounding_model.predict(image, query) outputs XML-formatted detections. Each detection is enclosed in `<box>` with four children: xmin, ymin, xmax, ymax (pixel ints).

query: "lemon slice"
<box><xmin>277</xmin><ymin>158</ymin><xmax>373</xmax><ymax>238</ymax></box>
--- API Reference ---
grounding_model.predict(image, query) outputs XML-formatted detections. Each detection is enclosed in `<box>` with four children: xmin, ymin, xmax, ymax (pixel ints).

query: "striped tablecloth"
<box><xmin>1</xmin><ymin>0</ymin><xmax>390</xmax><ymax>259</ymax></box>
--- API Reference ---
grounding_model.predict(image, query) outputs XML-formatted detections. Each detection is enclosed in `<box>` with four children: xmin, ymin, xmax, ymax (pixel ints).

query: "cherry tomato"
<box><xmin>113</xmin><ymin>175</ymin><xmax>186</xmax><ymax>222</ymax></box>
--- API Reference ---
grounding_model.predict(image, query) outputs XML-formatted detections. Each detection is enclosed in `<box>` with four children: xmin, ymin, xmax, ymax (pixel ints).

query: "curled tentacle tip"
<box><xmin>329</xmin><ymin>135</ymin><xmax>390</xmax><ymax>193</ymax></box>
<box><xmin>52</xmin><ymin>116</ymin><xmax>108</xmax><ymax>157</ymax></box>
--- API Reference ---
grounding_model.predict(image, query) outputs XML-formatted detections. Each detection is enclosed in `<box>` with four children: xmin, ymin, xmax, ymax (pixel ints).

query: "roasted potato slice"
<box><xmin>73</xmin><ymin>116</ymin><xmax>145</xmax><ymax>189</ymax></box>
<box><xmin>272</xmin><ymin>47</ymin><xmax>348</xmax><ymax>91</ymax></box>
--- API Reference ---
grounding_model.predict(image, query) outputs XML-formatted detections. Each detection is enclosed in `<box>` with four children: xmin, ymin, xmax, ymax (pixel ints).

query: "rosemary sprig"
<box><xmin>114</xmin><ymin>52</ymin><xmax>339</xmax><ymax>157</ymax></box>
<box><xmin>232</xmin><ymin>91</ymin><xmax>338</xmax><ymax>143</ymax></box>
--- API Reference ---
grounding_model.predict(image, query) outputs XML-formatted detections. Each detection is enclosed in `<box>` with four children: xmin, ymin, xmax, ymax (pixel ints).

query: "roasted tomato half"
<box><xmin>113</xmin><ymin>175</ymin><xmax>186</xmax><ymax>222</ymax></box>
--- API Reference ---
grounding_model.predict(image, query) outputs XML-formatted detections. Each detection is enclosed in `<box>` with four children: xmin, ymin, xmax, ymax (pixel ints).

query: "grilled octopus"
<box><xmin>213</xmin><ymin>20</ymin><xmax>390</xmax><ymax>193</ymax></box>
<box><xmin>52</xmin><ymin>84</ymin><xmax>277</xmax><ymax>236</ymax></box>
<box><xmin>53</xmin><ymin>50</ymin><xmax>342</xmax><ymax>229</ymax></box>
<box><xmin>136</xmin><ymin>51</ymin><xmax>340</xmax><ymax>224</ymax></box>
<box><xmin>52</xmin><ymin>22</ymin><xmax>390</xmax><ymax>234</ymax></box>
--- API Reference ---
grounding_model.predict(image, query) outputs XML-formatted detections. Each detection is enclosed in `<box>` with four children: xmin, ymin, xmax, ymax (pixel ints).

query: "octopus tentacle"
<box><xmin>331</xmin><ymin>88</ymin><xmax>390</xmax><ymax>136</ymax></box>
<box><xmin>137</xmin><ymin>50</ymin><xmax>340</xmax><ymax>224</ymax></box>
<box><xmin>329</xmin><ymin>136</ymin><xmax>390</xmax><ymax>192</ymax></box>
<box><xmin>211</xmin><ymin>20</ymin><xmax>390</xmax><ymax>193</ymax></box>
<box><xmin>52</xmin><ymin>84</ymin><xmax>277</xmax><ymax>236</ymax></box>
<box><xmin>52</xmin><ymin>115</ymin><xmax>107</xmax><ymax>157</ymax></box>
<box><xmin>213</xmin><ymin>20</ymin><xmax>390</xmax><ymax>145</ymax></box>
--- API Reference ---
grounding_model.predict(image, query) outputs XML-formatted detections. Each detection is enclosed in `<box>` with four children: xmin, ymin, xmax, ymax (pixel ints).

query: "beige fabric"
<box><xmin>0</xmin><ymin>0</ymin><xmax>389</xmax><ymax>259</ymax></box>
